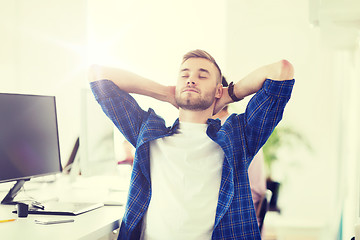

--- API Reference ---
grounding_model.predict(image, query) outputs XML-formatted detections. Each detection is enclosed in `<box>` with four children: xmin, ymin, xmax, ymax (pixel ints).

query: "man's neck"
<box><xmin>178</xmin><ymin>108</ymin><xmax>213</xmax><ymax>124</ymax></box>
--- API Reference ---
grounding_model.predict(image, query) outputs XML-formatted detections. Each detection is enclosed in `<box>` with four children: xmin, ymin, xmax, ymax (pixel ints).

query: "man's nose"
<box><xmin>187</xmin><ymin>76</ymin><xmax>196</xmax><ymax>86</ymax></box>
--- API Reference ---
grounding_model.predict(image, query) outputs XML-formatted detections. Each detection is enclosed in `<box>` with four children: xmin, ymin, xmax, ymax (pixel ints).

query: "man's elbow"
<box><xmin>279</xmin><ymin>59</ymin><xmax>294</xmax><ymax>80</ymax></box>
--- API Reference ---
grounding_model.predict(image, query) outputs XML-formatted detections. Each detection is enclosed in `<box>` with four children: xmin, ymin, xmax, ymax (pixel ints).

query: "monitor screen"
<box><xmin>0</xmin><ymin>93</ymin><xmax>62</xmax><ymax>183</ymax></box>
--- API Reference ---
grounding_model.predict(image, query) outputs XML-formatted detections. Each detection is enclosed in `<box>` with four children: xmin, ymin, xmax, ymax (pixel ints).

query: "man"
<box><xmin>89</xmin><ymin>49</ymin><xmax>295</xmax><ymax>240</ymax></box>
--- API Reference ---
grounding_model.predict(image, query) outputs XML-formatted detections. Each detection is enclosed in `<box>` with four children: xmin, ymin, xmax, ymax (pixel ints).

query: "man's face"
<box><xmin>175</xmin><ymin>58</ymin><xmax>221</xmax><ymax>111</ymax></box>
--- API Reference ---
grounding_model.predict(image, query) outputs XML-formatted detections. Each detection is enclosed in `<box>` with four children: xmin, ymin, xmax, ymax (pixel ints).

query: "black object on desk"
<box><xmin>16</xmin><ymin>203</ymin><xmax>29</xmax><ymax>218</ymax></box>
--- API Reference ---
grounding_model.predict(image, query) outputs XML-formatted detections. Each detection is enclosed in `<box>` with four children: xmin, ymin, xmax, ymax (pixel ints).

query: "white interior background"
<box><xmin>1</xmin><ymin>0</ymin><xmax>359</xmax><ymax>239</ymax></box>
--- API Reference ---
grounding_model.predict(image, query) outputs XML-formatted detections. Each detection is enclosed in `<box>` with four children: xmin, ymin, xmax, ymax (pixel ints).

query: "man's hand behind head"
<box><xmin>167</xmin><ymin>86</ymin><xmax>179</xmax><ymax>109</ymax></box>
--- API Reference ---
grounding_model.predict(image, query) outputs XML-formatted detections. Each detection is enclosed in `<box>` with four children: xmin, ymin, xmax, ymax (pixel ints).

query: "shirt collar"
<box><xmin>169</xmin><ymin>118</ymin><xmax>222</xmax><ymax>133</ymax></box>
<box><xmin>207</xmin><ymin>118</ymin><xmax>222</xmax><ymax>131</ymax></box>
<box><xmin>169</xmin><ymin>118</ymin><xmax>180</xmax><ymax>133</ymax></box>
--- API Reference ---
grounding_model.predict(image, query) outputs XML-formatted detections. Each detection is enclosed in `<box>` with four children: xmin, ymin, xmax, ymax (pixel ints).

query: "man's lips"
<box><xmin>182</xmin><ymin>88</ymin><xmax>199</xmax><ymax>93</ymax></box>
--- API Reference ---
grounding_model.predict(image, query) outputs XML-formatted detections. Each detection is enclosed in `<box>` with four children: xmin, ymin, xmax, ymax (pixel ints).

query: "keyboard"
<box><xmin>13</xmin><ymin>201</ymin><xmax>104</xmax><ymax>216</ymax></box>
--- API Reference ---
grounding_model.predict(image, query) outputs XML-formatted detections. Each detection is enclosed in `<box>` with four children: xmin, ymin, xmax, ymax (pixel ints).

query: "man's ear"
<box><xmin>215</xmin><ymin>83</ymin><xmax>223</xmax><ymax>99</ymax></box>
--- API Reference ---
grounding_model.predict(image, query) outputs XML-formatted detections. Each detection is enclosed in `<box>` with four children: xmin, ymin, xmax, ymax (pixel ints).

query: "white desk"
<box><xmin>0</xmin><ymin>175</ymin><xmax>128</xmax><ymax>240</ymax></box>
<box><xmin>0</xmin><ymin>204</ymin><xmax>124</xmax><ymax>240</ymax></box>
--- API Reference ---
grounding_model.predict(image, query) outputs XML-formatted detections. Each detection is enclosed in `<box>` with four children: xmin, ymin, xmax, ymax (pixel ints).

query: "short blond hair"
<box><xmin>182</xmin><ymin>49</ymin><xmax>222</xmax><ymax>84</ymax></box>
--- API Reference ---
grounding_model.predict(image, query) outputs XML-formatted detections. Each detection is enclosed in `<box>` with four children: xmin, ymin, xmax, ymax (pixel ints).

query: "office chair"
<box><xmin>257</xmin><ymin>189</ymin><xmax>272</xmax><ymax>233</ymax></box>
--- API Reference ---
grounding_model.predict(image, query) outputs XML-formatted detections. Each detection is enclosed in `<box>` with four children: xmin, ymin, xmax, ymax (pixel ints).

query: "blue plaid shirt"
<box><xmin>90</xmin><ymin>79</ymin><xmax>295</xmax><ymax>240</ymax></box>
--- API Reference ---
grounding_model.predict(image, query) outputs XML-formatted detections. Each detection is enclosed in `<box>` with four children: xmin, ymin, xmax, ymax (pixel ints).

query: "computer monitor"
<box><xmin>78</xmin><ymin>88</ymin><xmax>117</xmax><ymax>177</ymax></box>
<box><xmin>0</xmin><ymin>93</ymin><xmax>62</xmax><ymax>204</ymax></box>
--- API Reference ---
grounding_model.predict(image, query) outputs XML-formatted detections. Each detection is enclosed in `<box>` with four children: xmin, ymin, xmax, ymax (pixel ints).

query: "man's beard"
<box><xmin>175</xmin><ymin>88</ymin><xmax>215</xmax><ymax>111</ymax></box>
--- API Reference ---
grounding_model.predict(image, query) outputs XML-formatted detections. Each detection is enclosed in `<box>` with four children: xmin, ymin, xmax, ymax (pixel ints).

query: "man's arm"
<box><xmin>89</xmin><ymin>65</ymin><xmax>178</xmax><ymax>107</ymax></box>
<box><xmin>234</xmin><ymin>59</ymin><xmax>294</xmax><ymax>98</ymax></box>
<box><xmin>214</xmin><ymin>60</ymin><xmax>294</xmax><ymax>113</ymax></box>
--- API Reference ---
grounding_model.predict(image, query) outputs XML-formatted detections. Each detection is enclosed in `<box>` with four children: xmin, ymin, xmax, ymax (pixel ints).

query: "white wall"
<box><xmin>337</xmin><ymin>47</ymin><xmax>360</xmax><ymax>239</ymax></box>
<box><xmin>0</xmin><ymin>0</ymin><xmax>87</xmax><ymax>165</ymax></box>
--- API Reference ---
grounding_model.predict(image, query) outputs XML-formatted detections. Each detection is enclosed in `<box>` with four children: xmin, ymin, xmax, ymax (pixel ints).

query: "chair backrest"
<box><xmin>257</xmin><ymin>189</ymin><xmax>272</xmax><ymax>233</ymax></box>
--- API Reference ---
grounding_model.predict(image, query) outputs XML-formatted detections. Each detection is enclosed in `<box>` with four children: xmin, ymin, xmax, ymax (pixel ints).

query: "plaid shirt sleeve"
<box><xmin>242</xmin><ymin>78</ymin><xmax>295</xmax><ymax>163</ymax></box>
<box><xmin>210</xmin><ymin>79</ymin><xmax>294</xmax><ymax>240</ymax></box>
<box><xmin>89</xmin><ymin>79</ymin><xmax>148</xmax><ymax>147</ymax></box>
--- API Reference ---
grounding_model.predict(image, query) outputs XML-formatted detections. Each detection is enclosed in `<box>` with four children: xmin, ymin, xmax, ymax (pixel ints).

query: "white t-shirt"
<box><xmin>140</xmin><ymin>122</ymin><xmax>224</xmax><ymax>240</ymax></box>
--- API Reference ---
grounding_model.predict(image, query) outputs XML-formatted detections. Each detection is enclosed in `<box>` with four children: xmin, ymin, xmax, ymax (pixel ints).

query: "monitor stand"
<box><xmin>1</xmin><ymin>179</ymin><xmax>29</xmax><ymax>205</ymax></box>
